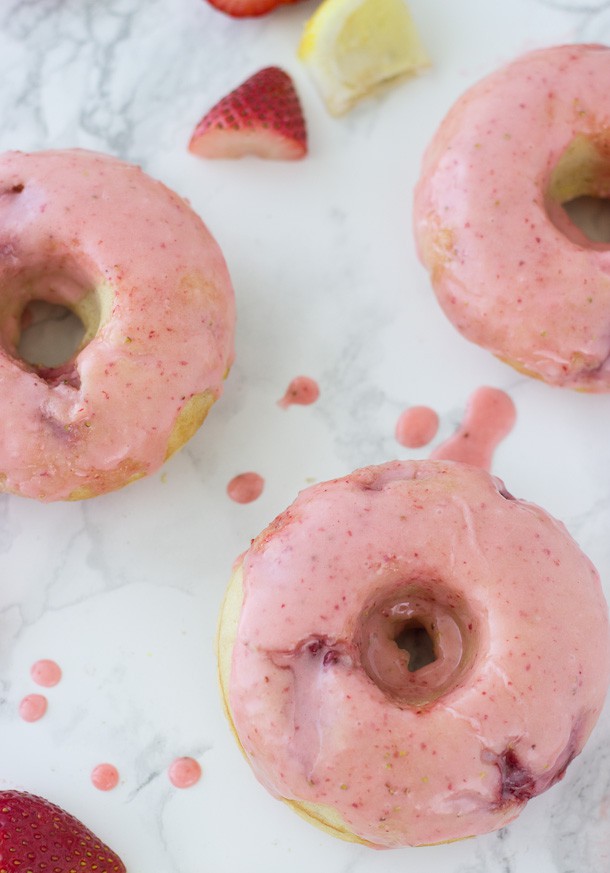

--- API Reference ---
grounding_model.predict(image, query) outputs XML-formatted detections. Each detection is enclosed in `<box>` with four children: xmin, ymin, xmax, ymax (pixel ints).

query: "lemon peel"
<box><xmin>298</xmin><ymin>0</ymin><xmax>429</xmax><ymax>116</ymax></box>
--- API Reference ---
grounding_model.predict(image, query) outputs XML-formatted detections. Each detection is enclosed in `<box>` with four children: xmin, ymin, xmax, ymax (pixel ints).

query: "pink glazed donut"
<box><xmin>0</xmin><ymin>149</ymin><xmax>235</xmax><ymax>500</ymax></box>
<box><xmin>218</xmin><ymin>460</ymin><xmax>610</xmax><ymax>847</ymax></box>
<box><xmin>413</xmin><ymin>44</ymin><xmax>610</xmax><ymax>390</ymax></box>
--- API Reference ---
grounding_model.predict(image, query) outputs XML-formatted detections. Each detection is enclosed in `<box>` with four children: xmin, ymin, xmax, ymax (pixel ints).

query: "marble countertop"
<box><xmin>1</xmin><ymin>0</ymin><xmax>610</xmax><ymax>871</ymax></box>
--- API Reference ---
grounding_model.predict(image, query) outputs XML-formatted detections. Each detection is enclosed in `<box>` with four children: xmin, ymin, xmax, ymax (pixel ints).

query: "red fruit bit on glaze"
<box><xmin>295</xmin><ymin>637</ymin><xmax>346</xmax><ymax>668</ymax></box>
<box><xmin>91</xmin><ymin>763</ymin><xmax>120</xmax><ymax>791</ymax></box>
<box><xmin>30</xmin><ymin>658</ymin><xmax>62</xmax><ymax>687</ymax></box>
<box><xmin>431</xmin><ymin>386</ymin><xmax>516</xmax><ymax>471</ymax></box>
<box><xmin>169</xmin><ymin>757</ymin><xmax>202</xmax><ymax>788</ymax></box>
<box><xmin>278</xmin><ymin>376</ymin><xmax>319</xmax><ymax>408</ymax></box>
<box><xmin>483</xmin><ymin>719</ymin><xmax>583</xmax><ymax>808</ymax></box>
<box><xmin>227</xmin><ymin>472</ymin><xmax>264</xmax><ymax>504</ymax></box>
<box><xmin>395</xmin><ymin>406</ymin><xmax>439</xmax><ymax>448</ymax></box>
<box><xmin>18</xmin><ymin>693</ymin><xmax>48</xmax><ymax>722</ymax></box>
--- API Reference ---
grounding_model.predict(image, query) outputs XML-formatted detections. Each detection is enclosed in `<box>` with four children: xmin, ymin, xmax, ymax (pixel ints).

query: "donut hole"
<box><xmin>547</xmin><ymin>134</ymin><xmax>610</xmax><ymax>245</ymax></box>
<box><xmin>395</xmin><ymin>621</ymin><xmax>436</xmax><ymax>672</ymax></box>
<box><xmin>18</xmin><ymin>301</ymin><xmax>85</xmax><ymax>370</ymax></box>
<box><xmin>562</xmin><ymin>196</ymin><xmax>610</xmax><ymax>244</ymax></box>
<box><xmin>357</xmin><ymin>584</ymin><xmax>479</xmax><ymax>706</ymax></box>
<box><xmin>2</xmin><ymin>257</ymin><xmax>112</xmax><ymax>387</ymax></box>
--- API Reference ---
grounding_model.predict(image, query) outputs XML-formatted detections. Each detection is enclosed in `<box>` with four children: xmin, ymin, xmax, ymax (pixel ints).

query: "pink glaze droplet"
<box><xmin>19</xmin><ymin>694</ymin><xmax>48</xmax><ymax>722</ymax></box>
<box><xmin>169</xmin><ymin>757</ymin><xmax>202</xmax><ymax>788</ymax></box>
<box><xmin>91</xmin><ymin>763</ymin><xmax>119</xmax><ymax>791</ymax></box>
<box><xmin>395</xmin><ymin>406</ymin><xmax>439</xmax><ymax>448</ymax></box>
<box><xmin>431</xmin><ymin>386</ymin><xmax>516</xmax><ymax>471</ymax></box>
<box><xmin>227</xmin><ymin>472</ymin><xmax>264</xmax><ymax>504</ymax></box>
<box><xmin>278</xmin><ymin>376</ymin><xmax>320</xmax><ymax>408</ymax></box>
<box><xmin>30</xmin><ymin>659</ymin><xmax>62</xmax><ymax>687</ymax></box>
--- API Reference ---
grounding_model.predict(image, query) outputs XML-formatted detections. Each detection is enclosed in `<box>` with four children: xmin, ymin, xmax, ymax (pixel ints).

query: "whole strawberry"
<box><xmin>205</xmin><ymin>0</ymin><xmax>305</xmax><ymax>18</ymax></box>
<box><xmin>189</xmin><ymin>66</ymin><xmax>307</xmax><ymax>160</ymax></box>
<box><xmin>0</xmin><ymin>790</ymin><xmax>126</xmax><ymax>873</ymax></box>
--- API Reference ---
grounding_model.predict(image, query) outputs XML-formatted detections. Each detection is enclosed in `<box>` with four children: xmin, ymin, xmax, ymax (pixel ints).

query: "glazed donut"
<box><xmin>413</xmin><ymin>44</ymin><xmax>610</xmax><ymax>391</ymax></box>
<box><xmin>218</xmin><ymin>460</ymin><xmax>610</xmax><ymax>847</ymax></box>
<box><xmin>0</xmin><ymin>149</ymin><xmax>235</xmax><ymax>500</ymax></box>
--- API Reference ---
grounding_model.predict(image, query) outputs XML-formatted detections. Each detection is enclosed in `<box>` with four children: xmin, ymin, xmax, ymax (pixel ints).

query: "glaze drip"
<box><xmin>431</xmin><ymin>387</ymin><xmax>516</xmax><ymax>471</ymax></box>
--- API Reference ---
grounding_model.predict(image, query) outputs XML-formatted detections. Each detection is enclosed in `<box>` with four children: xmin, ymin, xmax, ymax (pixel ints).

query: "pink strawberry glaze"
<box><xmin>413</xmin><ymin>44</ymin><xmax>610</xmax><ymax>390</ymax></box>
<box><xmin>431</xmin><ymin>387</ymin><xmax>516</xmax><ymax>471</ymax></box>
<box><xmin>30</xmin><ymin>659</ymin><xmax>62</xmax><ymax>687</ymax></box>
<box><xmin>228</xmin><ymin>460</ymin><xmax>610</xmax><ymax>847</ymax></box>
<box><xmin>168</xmin><ymin>757</ymin><xmax>202</xmax><ymax>788</ymax></box>
<box><xmin>395</xmin><ymin>405</ymin><xmax>439</xmax><ymax>448</ymax></box>
<box><xmin>91</xmin><ymin>763</ymin><xmax>119</xmax><ymax>791</ymax></box>
<box><xmin>19</xmin><ymin>694</ymin><xmax>47</xmax><ymax>722</ymax></box>
<box><xmin>227</xmin><ymin>472</ymin><xmax>264</xmax><ymax>504</ymax></box>
<box><xmin>0</xmin><ymin>149</ymin><xmax>235</xmax><ymax>500</ymax></box>
<box><xmin>278</xmin><ymin>376</ymin><xmax>319</xmax><ymax>408</ymax></box>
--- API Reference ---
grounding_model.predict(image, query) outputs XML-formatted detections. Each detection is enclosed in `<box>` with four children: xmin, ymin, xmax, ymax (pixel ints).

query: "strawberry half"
<box><xmin>0</xmin><ymin>790</ymin><xmax>126</xmax><ymax>873</ymax></box>
<box><xmin>189</xmin><ymin>67</ymin><xmax>307</xmax><ymax>160</ymax></box>
<box><xmin>204</xmin><ymin>0</ymin><xmax>305</xmax><ymax>18</ymax></box>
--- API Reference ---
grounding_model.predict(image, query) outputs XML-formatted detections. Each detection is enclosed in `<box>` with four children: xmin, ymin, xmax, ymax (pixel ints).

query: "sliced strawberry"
<box><xmin>189</xmin><ymin>67</ymin><xmax>307</xmax><ymax>160</ymax></box>
<box><xmin>0</xmin><ymin>790</ymin><xmax>126</xmax><ymax>873</ymax></box>
<box><xmin>205</xmin><ymin>0</ymin><xmax>304</xmax><ymax>18</ymax></box>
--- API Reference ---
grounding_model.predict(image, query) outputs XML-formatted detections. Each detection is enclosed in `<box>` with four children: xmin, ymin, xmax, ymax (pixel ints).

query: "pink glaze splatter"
<box><xmin>431</xmin><ymin>386</ymin><xmax>516</xmax><ymax>471</ymax></box>
<box><xmin>30</xmin><ymin>659</ymin><xmax>62</xmax><ymax>687</ymax></box>
<box><xmin>395</xmin><ymin>406</ymin><xmax>439</xmax><ymax>448</ymax></box>
<box><xmin>278</xmin><ymin>376</ymin><xmax>319</xmax><ymax>408</ymax></box>
<box><xmin>19</xmin><ymin>694</ymin><xmax>48</xmax><ymax>722</ymax></box>
<box><xmin>168</xmin><ymin>757</ymin><xmax>202</xmax><ymax>788</ymax></box>
<box><xmin>91</xmin><ymin>763</ymin><xmax>120</xmax><ymax>791</ymax></box>
<box><xmin>227</xmin><ymin>472</ymin><xmax>264</xmax><ymax>504</ymax></box>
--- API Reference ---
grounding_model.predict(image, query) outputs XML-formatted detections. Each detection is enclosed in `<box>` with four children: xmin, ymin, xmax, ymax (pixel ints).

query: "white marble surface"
<box><xmin>1</xmin><ymin>1</ymin><xmax>610</xmax><ymax>871</ymax></box>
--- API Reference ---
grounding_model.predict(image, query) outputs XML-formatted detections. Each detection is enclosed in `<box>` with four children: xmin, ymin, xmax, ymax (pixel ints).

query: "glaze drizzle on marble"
<box><xmin>169</xmin><ymin>757</ymin><xmax>202</xmax><ymax>788</ymax></box>
<box><xmin>30</xmin><ymin>659</ymin><xmax>62</xmax><ymax>687</ymax></box>
<box><xmin>395</xmin><ymin>405</ymin><xmax>439</xmax><ymax>448</ymax></box>
<box><xmin>278</xmin><ymin>376</ymin><xmax>319</xmax><ymax>408</ymax></box>
<box><xmin>91</xmin><ymin>763</ymin><xmax>120</xmax><ymax>791</ymax></box>
<box><xmin>431</xmin><ymin>387</ymin><xmax>516</xmax><ymax>471</ymax></box>
<box><xmin>227</xmin><ymin>472</ymin><xmax>265</xmax><ymax>504</ymax></box>
<box><xmin>19</xmin><ymin>694</ymin><xmax>48</xmax><ymax>722</ymax></box>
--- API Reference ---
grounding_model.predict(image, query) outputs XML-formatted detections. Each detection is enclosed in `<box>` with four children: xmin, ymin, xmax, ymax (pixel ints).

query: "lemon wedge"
<box><xmin>298</xmin><ymin>0</ymin><xmax>429</xmax><ymax>116</ymax></box>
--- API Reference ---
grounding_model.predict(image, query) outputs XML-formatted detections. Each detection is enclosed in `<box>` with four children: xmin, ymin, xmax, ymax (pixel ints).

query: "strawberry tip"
<box><xmin>189</xmin><ymin>66</ymin><xmax>308</xmax><ymax>161</ymax></box>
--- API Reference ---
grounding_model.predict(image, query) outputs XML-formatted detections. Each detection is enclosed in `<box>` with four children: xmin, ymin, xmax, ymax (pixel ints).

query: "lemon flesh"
<box><xmin>299</xmin><ymin>0</ymin><xmax>429</xmax><ymax>116</ymax></box>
